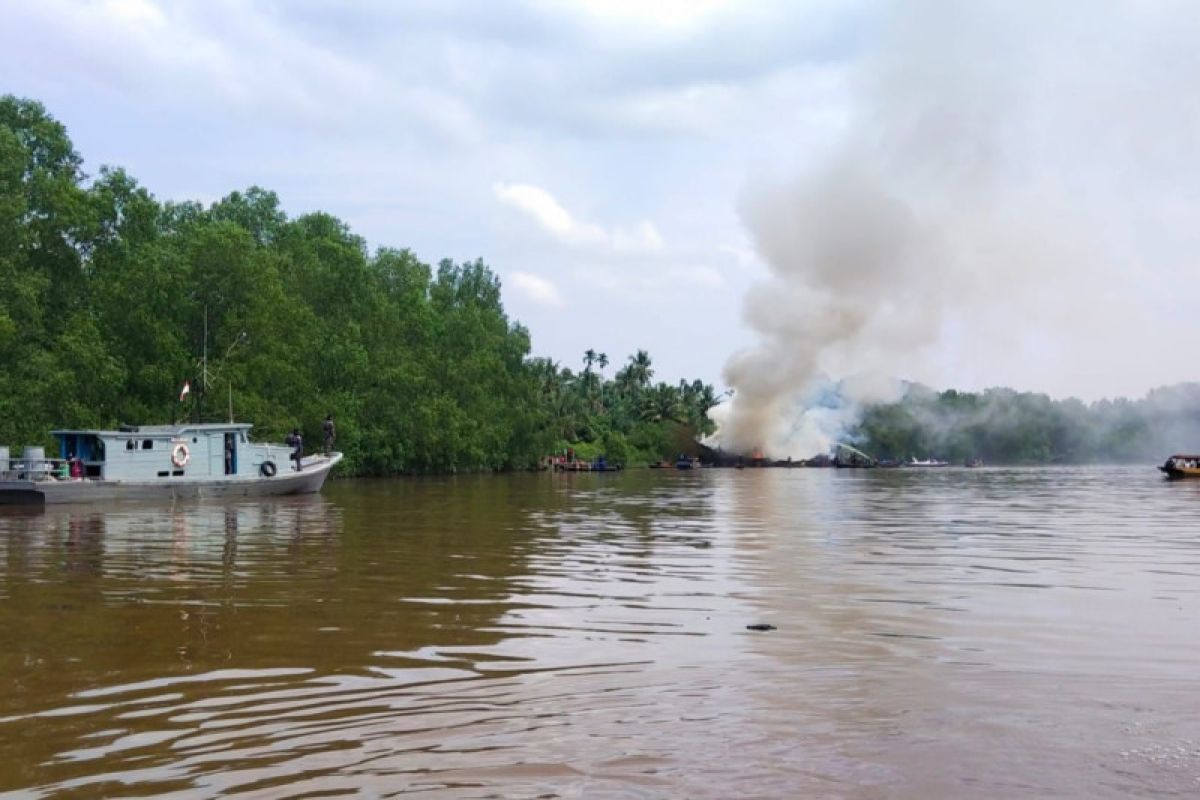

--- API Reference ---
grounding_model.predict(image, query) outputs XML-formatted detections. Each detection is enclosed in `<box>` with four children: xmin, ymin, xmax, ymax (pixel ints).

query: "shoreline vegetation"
<box><xmin>845</xmin><ymin>383</ymin><xmax>1200</xmax><ymax>467</ymax></box>
<box><xmin>3</xmin><ymin>96</ymin><xmax>1195</xmax><ymax>474</ymax></box>
<box><xmin>0</xmin><ymin>96</ymin><xmax>717</xmax><ymax>475</ymax></box>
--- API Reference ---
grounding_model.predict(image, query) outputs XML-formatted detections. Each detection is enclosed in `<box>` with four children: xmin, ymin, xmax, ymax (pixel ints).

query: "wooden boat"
<box><xmin>1159</xmin><ymin>455</ymin><xmax>1200</xmax><ymax>480</ymax></box>
<box><xmin>834</xmin><ymin>443</ymin><xmax>876</xmax><ymax>469</ymax></box>
<box><xmin>0</xmin><ymin>423</ymin><xmax>341</xmax><ymax>505</ymax></box>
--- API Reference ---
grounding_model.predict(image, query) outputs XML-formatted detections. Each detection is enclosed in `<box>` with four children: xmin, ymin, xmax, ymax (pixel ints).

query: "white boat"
<box><xmin>0</xmin><ymin>423</ymin><xmax>341</xmax><ymax>505</ymax></box>
<box><xmin>906</xmin><ymin>457</ymin><xmax>951</xmax><ymax>467</ymax></box>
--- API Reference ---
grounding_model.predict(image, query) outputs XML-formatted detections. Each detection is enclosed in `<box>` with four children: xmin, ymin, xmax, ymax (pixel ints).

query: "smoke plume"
<box><xmin>721</xmin><ymin>1</ymin><xmax>1200</xmax><ymax>457</ymax></box>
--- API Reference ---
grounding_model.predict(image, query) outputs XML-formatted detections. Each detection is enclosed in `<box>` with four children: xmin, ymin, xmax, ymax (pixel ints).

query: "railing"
<box><xmin>0</xmin><ymin>460</ymin><xmax>98</xmax><ymax>482</ymax></box>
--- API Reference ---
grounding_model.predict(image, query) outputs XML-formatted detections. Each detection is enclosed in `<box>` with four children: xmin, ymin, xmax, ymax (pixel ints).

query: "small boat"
<box><xmin>0</xmin><ymin>422</ymin><xmax>342</xmax><ymax>505</ymax></box>
<box><xmin>964</xmin><ymin>458</ymin><xmax>983</xmax><ymax>468</ymax></box>
<box><xmin>675</xmin><ymin>456</ymin><xmax>699</xmax><ymax>470</ymax></box>
<box><xmin>1159</xmin><ymin>455</ymin><xmax>1200</xmax><ymax>480</ymax></box>
<box><xmin>906</xmin><ymin>458</ymin><xmax>951</xmax><ymax>467</ymax></box>
<box><xmin>834</xmin><ymin>443</ymin><xmax>876</xmax><ymax>469</ymax></box>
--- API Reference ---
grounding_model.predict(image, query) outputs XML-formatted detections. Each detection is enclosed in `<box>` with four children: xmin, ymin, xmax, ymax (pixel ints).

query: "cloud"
<box><xmin>493</xmin><ymin>182</ymin><xmax>663</xmax><ymax>253</ymax></box>
<box><xmin>509</xmin><ymin>271</ymin><xmax>565</xmax><ymax>309</ymax></box>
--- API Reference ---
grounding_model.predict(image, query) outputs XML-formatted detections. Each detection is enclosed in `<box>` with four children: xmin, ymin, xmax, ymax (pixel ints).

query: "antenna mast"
<box><xmin>203</xmin><ymin>305</ymin><xmax>209</xmax><ymax>394</ymax></box>
<box><xmin>199</xmin><ymin>305</ymin><xmax>210</xmax><ymax>422</ymax></box>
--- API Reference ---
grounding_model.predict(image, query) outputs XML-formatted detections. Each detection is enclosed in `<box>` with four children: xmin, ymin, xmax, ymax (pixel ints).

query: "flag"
<box><xmin>179</xmin><ymin>381</ymin><xmax>191</xmax><ymax>402</ymax></box>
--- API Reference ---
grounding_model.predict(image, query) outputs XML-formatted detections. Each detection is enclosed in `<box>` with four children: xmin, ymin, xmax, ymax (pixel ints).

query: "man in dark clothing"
<box><xmin>322</xmin><ymin>414</ymin><xmax>336</xmax><ymax>455</ymax></box>
<box><xmin>286</xmin><ymin>428</ymin><xmax>304</xmax><ymax>472</ymax></box>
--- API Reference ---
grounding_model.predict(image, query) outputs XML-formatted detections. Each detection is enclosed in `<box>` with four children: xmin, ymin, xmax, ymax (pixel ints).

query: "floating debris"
<box><xmin>745</xmin><ymin>623</ymin><xmax>776</xmax><ymax>631</ymax></box>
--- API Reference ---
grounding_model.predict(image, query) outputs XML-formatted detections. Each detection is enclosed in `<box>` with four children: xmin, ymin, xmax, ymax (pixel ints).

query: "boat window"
<box><xmin>142</xmin><ymin>440</ymin><xmax>153</xmax><ymax>450</ymax></box>
<box><xmin>172</xmin><ymin>470</ymin><xmax>184</xmax><ymax>477</ymax></box>
<box><xmin>157</xmin><ymin>471</ymin><xmax>168</xmax><ymax>477</ymax></box>
<box><xmin>126</xmin><ymin>440</ymin><xmax>135</xmax><ymax>450</ymax></box>
<box><xmin>193</xmin><ymin>437</ymin><xmax>198</xmax><ymax>443</ymax></box>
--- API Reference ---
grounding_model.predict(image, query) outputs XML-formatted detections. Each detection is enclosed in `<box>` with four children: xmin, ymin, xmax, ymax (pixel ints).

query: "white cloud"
<box><xmin>493</xmin><ymin>182</ymin><xmax>663</xmax><ymax>253</ymax></box>
<box><xmin>494</xmin><ymin>183</ymin><xmax>602</xmax><ymax>245</ymax></box>
<box><xmin>509</xmin><ymin>271</ymin><xmax>565</xmax><ymax>309</ymax></box>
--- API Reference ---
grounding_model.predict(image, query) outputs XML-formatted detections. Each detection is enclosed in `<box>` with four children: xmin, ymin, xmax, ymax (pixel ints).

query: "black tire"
<box><xmin>260</xmin><ymin>461</ymin><xmax>277</xmax><ymax>477</ymax></box>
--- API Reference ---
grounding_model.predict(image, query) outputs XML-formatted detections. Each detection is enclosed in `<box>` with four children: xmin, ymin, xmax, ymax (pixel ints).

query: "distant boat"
<box><xmin>834</xmin><ymin>443</ymin><xmax>876</xmax><ymax>469</ymax></box>
<box><xmin>675</xmin><ymin>456</ymin><xmax>700</xmax><ymax>470</ymax></box>
<box><xmin>0</xmin><ymin>422</ymin><xmax>341</xmax><ymax>505</ymax></box>
<box><xmin>965</xmin><ymin>458</ymin><xmax>983</xmax><ymax>468</ymax></box>
<box><xmin>907</xmin><ymin>458</ymin><xmax>951</xmax><ymax>467</ymax></box>
<box><xmin>1159</xmin><ymin>455</ymin><xmax>1200</xmax><ymax>480</ymax></box>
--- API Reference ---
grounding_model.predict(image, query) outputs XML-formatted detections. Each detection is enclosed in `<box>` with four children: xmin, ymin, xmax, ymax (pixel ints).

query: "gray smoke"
<box><xmin>720</xmin><ymin>1</ymin><xmax>1200</xmax><ymax>457</ymax></box>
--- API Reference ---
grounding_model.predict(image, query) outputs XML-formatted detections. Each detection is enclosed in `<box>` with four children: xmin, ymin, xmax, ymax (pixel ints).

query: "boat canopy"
<box><xmin>51</xmin><ymin>423</ymin><xmax>254</xmax><ymax>437</ymax></box>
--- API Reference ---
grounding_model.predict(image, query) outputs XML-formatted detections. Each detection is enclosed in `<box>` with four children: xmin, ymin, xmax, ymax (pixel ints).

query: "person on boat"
<box><xmin>55</xmin><ymin>458</ymin><xmax>70</xmax><ymax>480</ymax></box>
<box><xmin>68</xmin><ymin>453</ymin><xmax>83</xmax><ymax>479</ymax></box>
<box><xmin>322</xmin><ymin>414</ymin><xmax>336</xmax><ymax>455</ymax></box>
<box><xmin>286</xmin><ymin>428</ymin><xmax>304</xmax><ymax>472</ymax></box>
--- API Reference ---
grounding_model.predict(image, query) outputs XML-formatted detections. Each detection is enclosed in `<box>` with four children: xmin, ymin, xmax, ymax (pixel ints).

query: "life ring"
<box><xmin>171</xmin><ymin>443</ymin><xmax>190</xmax><ymax>468</ymax></box>
<box><xmin>260</xmin><ymin>460</ymin><xmax>277</xmax><ymax>477</ymax></box>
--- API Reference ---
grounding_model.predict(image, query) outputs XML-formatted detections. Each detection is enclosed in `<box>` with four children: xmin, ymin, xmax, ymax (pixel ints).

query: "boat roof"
<box><xmin>1168</xmin><ymin>454</ymin><xmax>1200</xmax><ymax>459</ymax></box>
<box><xmin>51</xmin><ymin>423</ymin><xmax>254</xmax><ymax>437</ymax></box>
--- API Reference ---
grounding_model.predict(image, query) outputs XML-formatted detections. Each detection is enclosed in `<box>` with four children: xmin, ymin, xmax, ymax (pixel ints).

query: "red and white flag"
<box><xmin>179</xmin><ymin>380</ymin><xmax>191</xmax><ymax>402</ymax></box>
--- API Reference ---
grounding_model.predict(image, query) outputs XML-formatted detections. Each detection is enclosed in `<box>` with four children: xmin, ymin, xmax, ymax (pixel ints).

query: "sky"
<box><xmin>3</xmin><ymin>0</ymin><xmax>1199</xmax><ymax>432</ymax></box>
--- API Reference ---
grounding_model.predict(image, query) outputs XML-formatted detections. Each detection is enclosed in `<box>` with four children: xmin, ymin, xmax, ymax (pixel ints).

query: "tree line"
<box><xmin>0</xmin><ymin>96</ymin><xmax>718</xmax><ymax>474</ymax></box>
<box><xmin>850</xmin><ymin>383</ymin><xmax>1200</xmax><ymax>464</ymax></box>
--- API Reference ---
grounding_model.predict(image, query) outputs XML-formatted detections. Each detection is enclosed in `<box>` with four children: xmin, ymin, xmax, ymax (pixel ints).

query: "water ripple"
<box><xmin>1</xmin><ymin>469</ymin><xmax>1200</xmax><ymax>797</ymax></box>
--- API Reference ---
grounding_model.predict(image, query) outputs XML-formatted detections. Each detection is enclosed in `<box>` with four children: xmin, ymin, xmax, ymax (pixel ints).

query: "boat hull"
<box><xmin>1159</xmin><ymin>455</ymin><xmax>1200</xmax><ymax>480</ymax></box>
<box><xmin>1159</xmin><ymin>466</ymin><xmax>1200</xmax><ymax>480</ymax></box>
<box><xmin>0</xmin><ymin>454</ymin><xmax>341</xmax><ymax>505</ymax></box>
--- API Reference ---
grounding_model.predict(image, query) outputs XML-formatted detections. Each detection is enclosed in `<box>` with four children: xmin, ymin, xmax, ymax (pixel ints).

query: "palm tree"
<box><xmin>641</xmin><ymin>382</ymin><xmax>683</xmax><ymax>424</ymax></box>
<box><xmin>628</xmin><ymin>349</ymin><xmax>653</xmax><ymax>388</ymax></box>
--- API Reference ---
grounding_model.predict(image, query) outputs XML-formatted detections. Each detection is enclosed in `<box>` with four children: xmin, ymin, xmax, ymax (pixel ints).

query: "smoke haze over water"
<box><xmin>720</xmin><ymin>1</ymin><xmax>1200</xmax><ymax>457</ymax></box>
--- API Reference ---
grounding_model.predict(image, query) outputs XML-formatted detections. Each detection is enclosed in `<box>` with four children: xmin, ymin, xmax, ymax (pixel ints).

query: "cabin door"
<box><xmin>224</xmin><ymin>433</ymin><xmax>237</xmax><ymax>475</ymax></box>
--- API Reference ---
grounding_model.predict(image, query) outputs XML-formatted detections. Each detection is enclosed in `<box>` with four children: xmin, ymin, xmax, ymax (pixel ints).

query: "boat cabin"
<box><xmin>47</xmin><ymin>423</ymin><xmax>290</xmax><ymax>481</ymax></box>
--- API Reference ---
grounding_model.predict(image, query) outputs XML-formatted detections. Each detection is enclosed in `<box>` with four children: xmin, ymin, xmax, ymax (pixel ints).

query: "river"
<box><xmin>1</xmin><ymin>466</ymin><xmax>1199</xmax><ymax>798</ymax></box>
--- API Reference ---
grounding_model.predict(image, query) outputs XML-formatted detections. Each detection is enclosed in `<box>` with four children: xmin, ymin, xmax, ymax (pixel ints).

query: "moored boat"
<box><xmin>0</xmin><ymin>422</ymin><xmax>342</xmax><ymax>505</ymax></box>
<box><xmin>834</xmin><ymin>443</ymin><xmax>876</xmax><ymax>469</ymax></box>
<box><xmin>1159</xmin><ymin>454</ymin><xmax>1200</xmax><ymax>480</ymax></box>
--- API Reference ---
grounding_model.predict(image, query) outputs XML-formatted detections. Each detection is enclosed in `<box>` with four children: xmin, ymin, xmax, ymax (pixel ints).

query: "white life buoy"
<box><xmin>171</xmin><ymin>442</ymin><xmax>190</xmax><ymax>468</ymax></box>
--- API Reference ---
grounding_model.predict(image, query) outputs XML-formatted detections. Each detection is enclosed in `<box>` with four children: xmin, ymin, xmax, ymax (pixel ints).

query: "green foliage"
<box><xmin>0</xmin><ymin>95</ymin><xmax>722</xmax><ymax>473</ymax></box>
<box><xmin>532</xmin><ymin>348</ymin><xmax>722</xmax><ymax>465</ymax></box>
<box><xmin>851</xmin><ymin>384</ymin><xmax>1200</xmax><ymax>464</ymax></box>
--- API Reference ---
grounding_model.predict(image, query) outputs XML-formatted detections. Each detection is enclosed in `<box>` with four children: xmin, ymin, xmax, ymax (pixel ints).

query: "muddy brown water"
<box><xmin>1</xmin><ymin>467</ymin><xmax>1199</xmax><ymax>798</ymax></box>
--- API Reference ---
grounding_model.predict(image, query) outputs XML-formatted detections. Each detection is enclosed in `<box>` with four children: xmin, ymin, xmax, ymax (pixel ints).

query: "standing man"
<box><xmin>286</xmin><ymin>428</ymin><xmax>304</xmax><ymax>472</ymax></box>
<box><xmin>322</xmin><ymin>414</ymin><xmax>336</xmax><ymax>455</ymax></box>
